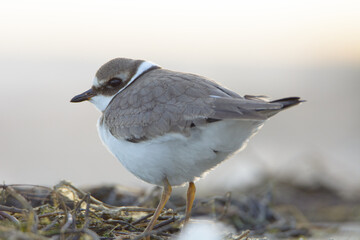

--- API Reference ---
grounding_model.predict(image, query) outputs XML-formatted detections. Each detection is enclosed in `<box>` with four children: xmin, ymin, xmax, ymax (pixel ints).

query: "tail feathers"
<box><xmin>270</xmin><ymin>97</ymin><xmax>305</xmax><ymax>109</ymax></box>
<box><xmin>255</xmin><ymin>96</ymin><xmax>304</xmax><ymax>118</ymax></box>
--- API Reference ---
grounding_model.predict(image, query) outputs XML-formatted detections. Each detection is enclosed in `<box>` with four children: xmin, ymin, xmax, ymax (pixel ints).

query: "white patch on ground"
<box><xmin>176</xmin><ymin>219</ymin><xmax>234</xmax><ymax>240</ymax></box>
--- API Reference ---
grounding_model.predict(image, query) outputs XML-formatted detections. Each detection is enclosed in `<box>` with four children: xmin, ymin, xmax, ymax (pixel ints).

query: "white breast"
<box><xmin>98</xmin><ymin>119</ymin><xmax>264</xmax><ymax>186</ymax></box>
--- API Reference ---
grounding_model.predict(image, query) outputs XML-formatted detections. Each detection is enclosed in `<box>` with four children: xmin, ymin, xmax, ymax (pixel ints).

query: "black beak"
<box><xmin>70</xmin><ymin>89</ymin><xmax>97</xmax><ymax>103</ymax></box>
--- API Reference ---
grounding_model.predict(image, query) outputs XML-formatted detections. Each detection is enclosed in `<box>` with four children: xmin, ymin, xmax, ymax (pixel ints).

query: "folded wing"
<box><xmin>103</xmin><ymin>69</ymin><xmax>302</xmax><ymax>141</ymax></box>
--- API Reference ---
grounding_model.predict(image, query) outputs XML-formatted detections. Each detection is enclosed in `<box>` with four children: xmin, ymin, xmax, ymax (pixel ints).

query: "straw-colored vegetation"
<box><xmin>1</xmin><ymin>180</ymin><xmax>339</xmax><ymax>240</ymax></box>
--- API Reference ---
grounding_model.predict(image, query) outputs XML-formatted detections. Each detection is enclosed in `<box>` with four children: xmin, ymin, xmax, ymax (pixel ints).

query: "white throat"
<box><xmin>90</xmin><ymin>61</ymin><xmax>159</xmax><ymax>112</ymax></box>
<box><xmin>89</xmin><ymin>95</ymin><xmax>114</xmax><ymax>112</ymax></box>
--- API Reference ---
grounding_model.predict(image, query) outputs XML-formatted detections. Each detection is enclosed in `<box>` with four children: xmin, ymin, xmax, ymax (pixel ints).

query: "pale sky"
<box><xmin>1</xmin><ymin>0</ymin><xmax>359</xmax><ymax>64</ymax></box>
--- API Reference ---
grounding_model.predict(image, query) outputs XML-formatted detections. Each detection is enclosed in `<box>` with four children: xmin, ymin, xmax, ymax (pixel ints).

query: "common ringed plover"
<box><xmin>71</xmin><ymin>58</ymin><xmax>303</xmax><ymax>238</ymax></box>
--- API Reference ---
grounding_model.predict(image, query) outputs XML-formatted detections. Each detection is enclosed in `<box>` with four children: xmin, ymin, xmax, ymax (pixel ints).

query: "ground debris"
<box><xmin>0</xmin><ymin>181</ymin><xmax>310</xmax><ymax>239</ymax></box>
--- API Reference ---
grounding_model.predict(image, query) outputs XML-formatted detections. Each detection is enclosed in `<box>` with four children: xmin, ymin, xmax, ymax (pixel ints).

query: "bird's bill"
<box><xmin>70</xmin><ymin>89</ymin><xmax>97</xmax><ymax>102</ymax></box>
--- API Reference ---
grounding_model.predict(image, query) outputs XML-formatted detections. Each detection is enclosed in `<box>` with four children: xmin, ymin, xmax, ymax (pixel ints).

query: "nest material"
<box><xmin>0</xmin><ymin>181</ymin><xmax>309</xmax><ymax>239</ymax></box>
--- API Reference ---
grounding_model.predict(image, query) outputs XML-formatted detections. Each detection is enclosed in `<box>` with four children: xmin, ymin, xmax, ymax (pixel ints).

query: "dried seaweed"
<box><xmin>0</xmin><ymin>181</ymin><xmax>310</xmax><ymax>239</ymax></box>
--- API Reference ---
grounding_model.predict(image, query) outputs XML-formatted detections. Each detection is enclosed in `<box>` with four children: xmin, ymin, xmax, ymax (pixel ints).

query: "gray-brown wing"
<box><xmin>103</xmin><ymin>69</ymin><xmax>285</xmax><ymax>141</ymax></box>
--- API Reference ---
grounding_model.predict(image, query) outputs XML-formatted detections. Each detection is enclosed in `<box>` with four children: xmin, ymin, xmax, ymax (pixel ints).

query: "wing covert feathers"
<box><xmin>103</xmin><ymin>69</ymin><xmax>303</xmax><ymax>141</ymax></box>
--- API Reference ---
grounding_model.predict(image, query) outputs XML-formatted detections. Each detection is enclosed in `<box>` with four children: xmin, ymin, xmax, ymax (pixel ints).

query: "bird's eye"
<box><xmin>108</xmin><ymin>78</ymin><xmax>122</xmax><ymax>88</ymax></box>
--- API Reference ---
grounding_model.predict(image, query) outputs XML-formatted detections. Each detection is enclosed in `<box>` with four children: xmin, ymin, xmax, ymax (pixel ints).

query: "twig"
<box><xmin>82</xmin><ymin>228</ymin><xmax>101</xmax><ymax>240</ymax></box>
<box><xmin>105</xmin><ymin>219</ymin><xmax>142</xmax><ymax>231</ymax></box>
<box><xmin>40</xmin><ymin>216</ymin><xmax>61</xmax><ymax>232</ymax></box>
<box><xmin>58</xmin><ymin>180</ymin><xmax>157</xmax><ymax>214</ymax></box>
<box><xmin>74</xmin><ymin>193</ymin><xmax>88</xmax><ymax>214</ymax></box>
<box><xmin>0</xmin><ymin>204</ymin><xmax>27</xmax><ymax>213</ymax></box>
<box><xmin>38</xmin><ymin>211</ymin><xmax>64</xmax><ymax>218</ymax></box>
<box><xmin>60</xmin><ymin>212</ymin><xmax>73</xmax><ymax>233</ymax></box>
<box><xmin>54</xmin><ymin>186</ymin><xmax>71</xmax><ymax>240</ymax></box>
<box><xmin>132</xmin><ymin>216</ymin><xmax>184</xmax><ymax>240</ymax></box>
<box><xmin>73</xmin><ymin>193</ymin><xmax>91</xmax><ymax>230</ymax></box>
<box><xmin>83</xmin><ymin>194</ymin><xmax>91</xmax><ymax>229</ymax></box>
<box><xmin>4</xmin><ymin>184</ymin><xmax>52</xmax><ymax>190</ymax></box>
<box><xmin>4</xmin><ymin>185</ymin><xmax>39</xmax><ymax>233</ymax></box>
<box><xmin>99</xmin><ymin>206</ymin><xmax>155</xmax><ymax>212</ymax></box>
<box><xmin>4</xmin><ymin>186</ymin><xmax>33</xmax><ymax>211</ymax></box>
<box><xmin>0</xmin><ymin>211</ymin><xmax>20</xmax><ymax>225</ymax></box>
<box><xmin>55</xmin><ymin>181</ymin><xmax>111</xmax><ymax>209</ymax></box>
<box><xmin>236</xmin><ymin>230</ymin><xmax>250</xmax><ymax>240</ymax></box>
<box><xmin>57</xmin><ymin>229</ymin><xmax>100</xmax><ymax>240</ymax></box>
<box><xmin>153</xmin><ymin>216</ymin><xmax>178</xmax><ymax>230</ymax></box>
<box><xmin>130</xmin><ymin>212</ymin><xmax>154</xmax><ymax>225</ymax></box>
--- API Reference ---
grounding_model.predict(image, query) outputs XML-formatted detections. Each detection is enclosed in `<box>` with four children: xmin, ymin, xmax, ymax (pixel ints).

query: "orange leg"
<box><xmin>185</xmin><ymin>182</ymin><xmax>196</xmax><ymax>224</ymax></box>
<box><xmin>143</xmin><ymin>178</ymin><xmax>172</xmax><ymax>240</ymax></box>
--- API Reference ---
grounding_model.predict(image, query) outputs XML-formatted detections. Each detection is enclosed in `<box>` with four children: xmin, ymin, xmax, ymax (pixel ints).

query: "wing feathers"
<box><xmin>104</xmin><ymin>69</ymin><xmax>302</xmax><ymax>141</ymax></box>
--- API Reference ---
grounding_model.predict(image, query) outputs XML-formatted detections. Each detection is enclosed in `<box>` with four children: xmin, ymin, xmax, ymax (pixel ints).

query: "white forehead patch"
<box><xmin>93</xmin><ymin>77</ymin><xmax>100</xmax><ymax>88</ymax></box>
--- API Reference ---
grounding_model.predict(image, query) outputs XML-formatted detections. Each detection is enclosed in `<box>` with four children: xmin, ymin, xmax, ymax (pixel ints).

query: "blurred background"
<box><xmin>0</xmin><ymin>0</ymin><xmax>359</xmax><ymax>199</ymax></box>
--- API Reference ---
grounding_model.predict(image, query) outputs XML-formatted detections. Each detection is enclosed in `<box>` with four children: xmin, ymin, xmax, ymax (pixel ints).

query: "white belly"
<box><xmin>98</xmin><ymin>119</ymin><xmax>264</xmax><ymax>186</ymax></box>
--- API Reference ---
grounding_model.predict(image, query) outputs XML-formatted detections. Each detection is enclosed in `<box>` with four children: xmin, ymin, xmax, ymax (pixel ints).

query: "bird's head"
<box><xmin>70</xmin><ymin>58</ymin><xmax>159</xmax><ymax>111</ymax></box>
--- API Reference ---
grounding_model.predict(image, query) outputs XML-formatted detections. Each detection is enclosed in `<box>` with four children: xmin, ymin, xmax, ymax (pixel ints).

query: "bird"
<box><xmin>70</xmin><ymin>57</ymin><xmax>303</xmax><ymax>239</ymax></box>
